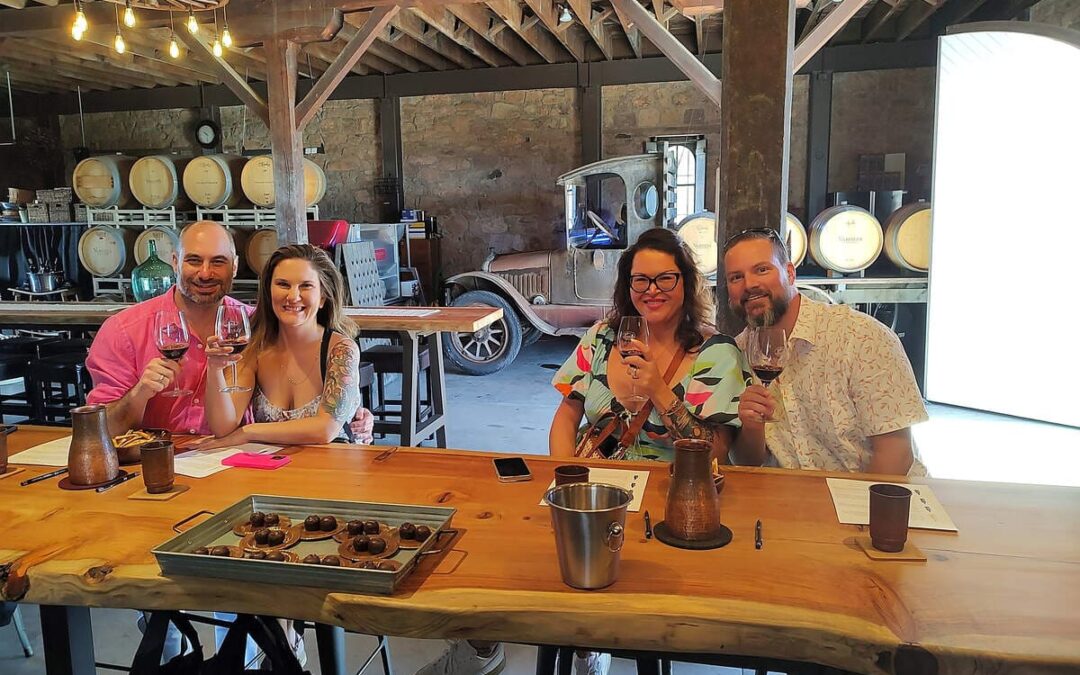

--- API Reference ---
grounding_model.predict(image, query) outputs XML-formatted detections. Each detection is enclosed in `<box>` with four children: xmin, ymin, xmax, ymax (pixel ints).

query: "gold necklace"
<box><xmin>280</xmin><ymin>353</ymin><xmax>316</xmax><ymax>387</ymax></box>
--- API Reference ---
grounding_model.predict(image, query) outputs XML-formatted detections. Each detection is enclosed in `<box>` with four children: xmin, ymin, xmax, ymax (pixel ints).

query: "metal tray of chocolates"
<box><xmin>152</xmin><ymin>494</ymin><xmax>457</xmax><ymax>595</ymax></box>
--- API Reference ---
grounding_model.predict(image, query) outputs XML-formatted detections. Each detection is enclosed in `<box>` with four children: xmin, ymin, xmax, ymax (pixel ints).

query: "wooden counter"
<box><xmin>1</xmin><ymin>425</ymin><xmax>1077</xmax><ymax>674</ymax></box>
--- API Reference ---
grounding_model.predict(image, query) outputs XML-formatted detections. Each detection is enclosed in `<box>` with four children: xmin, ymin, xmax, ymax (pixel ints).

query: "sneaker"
<box><xmin>573</xmin><ymin>651</ymin><xmax>612</xmax><ymax>675</ymax></box>
<box><xmin>414</xmin><ymin>640</ymin><xmax>506</xmax><ymax>675</ymax></box>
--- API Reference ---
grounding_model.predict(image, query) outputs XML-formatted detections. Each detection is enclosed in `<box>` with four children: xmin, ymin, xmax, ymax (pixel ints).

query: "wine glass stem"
<box><xmin>230</xmin><ymin>362</ymin><xmax>238</xmax><ymax>390</ymax></box>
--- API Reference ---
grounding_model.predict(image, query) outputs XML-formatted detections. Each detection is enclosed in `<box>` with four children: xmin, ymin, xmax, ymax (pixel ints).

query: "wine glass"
<box><xmin>154</xmin><ymin>309</ymin><xmax>192</xmax><ymax>398</ymax></box>
<box><xmin>215</xmin><ymin>305</ymin><xmax>252</xmax><ymax>394</ymax></box>
<box><xmin>618</xmin><ymin>316</ymin><xmax>650</xmax><ymax>455</ymax></box>
<box><xmin>747</xmin><ymin>327</ymin><xmax>787</xmax><ymax>422</ymax></box>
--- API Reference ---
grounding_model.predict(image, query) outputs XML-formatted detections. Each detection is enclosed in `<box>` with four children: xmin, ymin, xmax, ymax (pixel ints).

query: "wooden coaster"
<box><xmin>856</xmin><ymin>536</ymin><xmax>927</xmax><ymax>562</ymax></box>
<box><xmin>129</xmin><ymin>484</ymin><xmax>190</xmax><ymax>501</ymax></box>
<box><xmin>0</xmin><ymin>467</ymin><xmax>26</xmax><ymax>480</ymax></box>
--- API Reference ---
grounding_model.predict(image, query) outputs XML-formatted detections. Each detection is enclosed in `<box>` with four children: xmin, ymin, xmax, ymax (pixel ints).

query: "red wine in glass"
<box><xmin>216</xmin><ymin>305</ymin><xmax>252</xmax><ymax>393</ymax></box>
<box><xmin>159</xmin><ymin>343</ymin><xmax>189</xmax><ymax>362</ymax></box>
<box><xmin>752</xmin><ymin>365</ymin><xmax>783</xmax><ymax>387</ymax></box>
<box><xmin>220</xmin><ymin>338</ymin><xmax>248</xmax><ymax>355</ymax></box>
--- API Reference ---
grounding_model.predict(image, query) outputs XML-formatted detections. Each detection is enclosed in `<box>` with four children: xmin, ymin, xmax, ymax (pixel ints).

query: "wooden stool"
<box><xmin>360</xmin><ymin>342</ymin><xmax>435</xmax><ymax>441</ymax></box>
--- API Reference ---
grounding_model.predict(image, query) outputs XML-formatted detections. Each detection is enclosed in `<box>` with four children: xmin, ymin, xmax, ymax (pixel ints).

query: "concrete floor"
<box><xmin>2</xmin><ymin>336</ymin><xmax>1076</xmax><ymax>674</ymax></box>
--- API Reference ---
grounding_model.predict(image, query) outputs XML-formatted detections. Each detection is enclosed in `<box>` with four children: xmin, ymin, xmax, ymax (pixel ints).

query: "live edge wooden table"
<box><xmin>0</xmin><ymin>302</ymin><xmax>503</xmax><ymax>447</ymax></box>
<box><xmin>1</xmin><ymin>426</ymin><xmax>1078</xmax><ymax>675</ymax></box>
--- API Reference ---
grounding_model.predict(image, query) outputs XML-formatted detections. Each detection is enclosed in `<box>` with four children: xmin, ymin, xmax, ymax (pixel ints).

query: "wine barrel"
<box><xmin>785</xmin><ymin>212</ymin><xmax>808</xmax><ymax>267</ymax></box>
<box><xmin>129</xmin><ymin>155</ymin><xmax>192</xmax><ymax>209</ymax></box>
<box><xmin>807</xmin><ymin>205</ymin><xmax>883</xmax><ymax>274</ymax></box>
<box><xmin>183</xmin><ymin>154</ymin><xmax>248</xmax><ymax>209</ymax></box>
<box><xmin>675</xmin><ymin>212</ymin><xmax>717</xmax><ymax>276</ymax></box>
<box><xmin>227</xmin><ymin>227</ymin><xmax>253</xmax><ymax>278</ymax></box>
<box><xmin>883</xmin><ymin>202</ymin><xmax>931</xmax><ymax>273</ymax></box>
<box><xmin>240</xmin><ymin>156</ymin><xmax>327</xmax><ymax>208</ymax></box>
<box><xmin>134</xmin><ymin>225</ymin><xmax>181</xmax><ymax>266</ymax></box>
<box><xmin>245</xmin><ymin>228</ymin><xmax>279</xmax><ymax>276</ymax></box>
<box><xmin>73</xmin><ymin>155</ymin><xmax>136</xmax><ymax>208</ymax></box>
<box><xmin>78</xmin><ymin>225</ymin><xmax>138</xmax><ymax>277</ymax></box>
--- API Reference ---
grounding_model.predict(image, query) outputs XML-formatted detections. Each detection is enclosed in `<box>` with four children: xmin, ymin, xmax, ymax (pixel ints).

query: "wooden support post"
<box><xmin>265</xmin><ymin>36</ymin><xmax>308</xmax><ymax>245</ymax></box>
<box><xmin>717</xmin><ymin>0</ymin><xmax>794</xmax><ymax>333</ymax></box>
<box><xmin>805</xmin><ymin>70</ymin><xmax>832</xmax><ymax>223</ymax></box>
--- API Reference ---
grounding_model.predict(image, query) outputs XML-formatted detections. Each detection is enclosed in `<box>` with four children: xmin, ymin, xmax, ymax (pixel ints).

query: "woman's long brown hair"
<box><xmin>607</xmin><ymin>227</ymin><xmax>715</xmax><ymax>352</ymax></box>
<box><xmin>246</xmin><ymin>244</ymin><xmax>356</xmax><ymax>357</ymax></box>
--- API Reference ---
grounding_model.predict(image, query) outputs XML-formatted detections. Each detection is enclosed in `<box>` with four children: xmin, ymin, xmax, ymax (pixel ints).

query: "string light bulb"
<box><xmin>72</xmin><ymin>24</ymin><xmax>85</xmax><ymax>41</ymax></box>
<box><xmin>114</xmin><ymin>32</ymin><xmax>126</xmax><ymax>54</ymax></box>
<box><xmin>212</xmin><ymin>38</ymin><xmax>223</xmax><ymax>57</ymax></box>
<box><xmin>169</xmin><ymin>36</ymin><xmax>181</xmax><ymax>59</ymax></box>
<box><xmin>123</xmin><ymin>1</ymin><xmax>136</xmax><ymax>28</ymax></box>
<box><xmin>72</xmin><ymin>1</ymin><xmax>88</xmax><ymax>39</ymax></box>
<box><xmin>221</xmin><ymin>5</ymin><xmax>233</xmax><ymax>48</ymax></box>
<box><xmin>187</xmin><ymin>9</ymin><xmax>199</xmax><ymax>34</ymax></box>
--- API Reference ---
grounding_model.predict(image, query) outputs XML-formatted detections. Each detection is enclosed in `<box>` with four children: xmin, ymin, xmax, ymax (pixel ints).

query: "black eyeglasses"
<box><xmin>722</xmin><ymin>227</ymin><xmax>790</xmax><ymax>257</ymax></box>
<box><xmin>630</xmin><ymin>272</ymin><xmax>681</xmax><ymax>293</ymax></box>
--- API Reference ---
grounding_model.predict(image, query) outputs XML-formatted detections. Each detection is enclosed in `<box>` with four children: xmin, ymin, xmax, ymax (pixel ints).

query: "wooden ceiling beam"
<box><xmin>793</xmin><ymin>0</ymin><xmax>870</xmax><ymax>70</ymax></box>
<box><xmin>520</xmin><ymin>0</ymin><xmax>587</xmax><ymax>62</ymax></box>
<box><xmin>894</xmin><ymin>0</ymin><xmax>943</xmax><ymax>41</ymax></box>
<box><xmin>0</xmin><ymin>67</ymin><xmax>69</xmax><ymax>93</ymax></box>
<box><xmin>2</xmin><ymin>52</ymin><xmax>137</xmax><ymax>89</ymax></box>
<box><xmin>861</xmin><ymin>0</ymin><xmax>902</xmax><ymax>42</ymax></box>
<box><xmin>967</xmin><ymin>0</ymin><xmax>1040</xmax><ymax>22</ymax></box>
<box><xmin>485</xmin><ymin>0</ymin><xmax>569</xmax><ymax>64</ymax></box>
<box><xmin>40</xmin><ymin>34</ymin><xmax>214</xmax><ymax>86</ymax></box>
<box><xmin>385</xmin><ymin>31</ymin><xmax>457</xmax><ymax>70</ymax></box>
<box><xmin>338</xmin><ymin>20</ymin><xmax>425</xmax><ymax>72</ymax></box>
<box><xmin>566</xmin><ymin>0</ymin><xmax>614</xmax><ymax>60</ymax></box>
<box><xmin>412</xmin><ymin>4</ymin><xmax>513</xmax><ymax>66</ymax></box>
<box><xmin>305</xmin><ymin>41</ymin><xmax>371</xmax><ymax>75</ymax></box>
<box><xmin>610</xmin><ymin>0</ymin><xmax>642</xmax><ymax>58</ymax></box>
<box><xmin>928</xmin><ymin>0</ymin><xmax>989</xmax><ymax>33</ymax></box>
<box><xmin>0</xmin><ymin>39</ymin><xmax>180</xmax><ymax>88</ymax></box>
<box><xmin>176</xmin><ymin>28</ymin><xmax>269</xmax><ymax>126</ymax></box>
<box><xmin>0</xmin><ymin>56</ymin><xmax>112</xmax><ymax>91</ymax></box>
<box><xmin>446</xmin><ymin>4</ymin><xmax>543</xmax><ymax>66</ymax></box>
<box><xmin>0</xmin><ymin>0</ymin><xmax>29</xmax><ymax>8</ymax></box>
<box><xmin>392</xmin><ymin>10</ymin><xmax>485</xmax><ymax>69</ymax></box>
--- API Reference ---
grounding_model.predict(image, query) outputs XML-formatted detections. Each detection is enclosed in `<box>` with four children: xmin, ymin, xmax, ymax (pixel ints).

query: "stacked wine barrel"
<box><xmin>74</xmin><ymin>154</ymin><xmax>326</xmax><ymax>281</ymax></box>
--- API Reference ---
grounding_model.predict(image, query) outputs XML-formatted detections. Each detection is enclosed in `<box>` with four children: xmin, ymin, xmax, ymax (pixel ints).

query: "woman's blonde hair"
<box><xmin>247</xmin><ymin>244</ymin><xmax>356</xmax><ymax>356</ymax></box>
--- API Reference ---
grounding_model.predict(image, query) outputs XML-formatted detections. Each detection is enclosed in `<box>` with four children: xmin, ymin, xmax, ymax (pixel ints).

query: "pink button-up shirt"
<box><xmin>86</xmin><ymin>289</ymin><xmax>253</xmax><ymax>435</ymax></box>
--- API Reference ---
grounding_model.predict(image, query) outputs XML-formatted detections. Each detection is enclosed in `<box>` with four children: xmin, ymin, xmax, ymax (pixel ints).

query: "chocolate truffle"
<box><xmin>359</xmin><ymin>561</ymin><xmax>379</xmax><ymax>569</ymax></box>
<box><xmin>193</xmin><ymin>546</ymin><xmax>209</xmax><ymax>555</ymax></box>
<box><xmin>210</xmin><ymin>546</ymin><xmax>230</xmax><ymax>557</ymax></box>
<box><xmin>415</xmin><ymin>525</ymin><xmax>432</xmax><ymax>541</ymax></box>
<box><xmin>266</xmin><ymin>551</ymin><xmax>287</xmax><ymax>562</ymax></box>
<box><xmin>376</xmin><ymin>561</ymin><xmax>397</xmax><ymax>571</ymax></box>
<box><xmin>267</xmin><ymin>530</ymin><xmax>286</xmax><ymax>547</ymax></box>
<box><xmin>265</xmin><ymin>513</ymin><xmax>280</xmax><ymax>526</ymax></box>
<box><xmin>346</xmin><ymin>520</ymin><xmax>364</xmax><ymax>536</ymax></box>
<box><xmin>321</xmin><ymin>555</ymin><xmax>341</xmax><ymax>567</ymax></box>
<box><xmin>367</xmin><ymin>536</ymin><xmax>387</xmax><ymax>555</ymax></box>
<box><xmin>352</xmin><ymin>535</ymin><xmax>370</xmax><ymax>552</ymax></box>
<box><xmin>304</xmin><ymin>515</ymin><xmax>321</xmax><ymax>531</ymax></box>
<box><xmin>302</xmin><ymin>554</ymin><xmax>322</xmax><ymax>564</ymax></box>
<box><xmin>320</xmin><ymin>515</ymin><xmax>338</xmax><ymax>532</ymax></box>
<box><xmin>398</xmin><ymin>522</ymin><xmax>417</xmax><ymax>540</ymax></box>
<box><xmin>253</xmin><ymin>528</ymin><xmax>271</xmax><ymax>545</ymax></box>
<box><xmin>363</xmin><ymin>520</ymin><xmax>380</xmax><ymax>535</ymax></box>
<box><xmin>246</xmin><ymin>551</ymin><xmax>267</xmax><ymax>560</ymax></box>
<box><xmin>249</xmin><ymin>512</ymin><xmax>266</xmax><ymax>527</ymax></box>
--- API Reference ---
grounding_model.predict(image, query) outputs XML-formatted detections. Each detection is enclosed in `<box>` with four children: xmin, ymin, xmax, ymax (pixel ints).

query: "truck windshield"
<box><xmin>566</xmin><ymin>174</ymin><xmax>627</xmax><ymax>250</ymax></box>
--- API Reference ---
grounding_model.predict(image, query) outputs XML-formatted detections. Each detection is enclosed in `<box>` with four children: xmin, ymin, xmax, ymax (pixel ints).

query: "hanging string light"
<box><xmin>187</xmin><ymin>8</ymin><xmax>199</xmax><ymax>34</ymax></box>
<box><xmin>212</xmin><ymin>8</ymin><xmax>224</xmax><ymax>57</ymax></box>
<box><xmin>71</xmin><ymin>0</ymin><xmax>88</xmax><ymax>40</ymax></box>
<box><xmin>168</xmin><ymin>11</ymin><xmax>181</xmax><ymax>59</ymax></box>
<box><xmin>221</xmin><ymin>4</ymin><xmax>233</xmax><ymax>49</ymax></box>
<box><xmin>123</xmin><ymin>0</ymin><xmax>136</xmax><ymax>28</ymax></box>
<box><xmin>113</xmin><ymin>6</ymin><xmax>126</xmax><ymax>54</ymax></box>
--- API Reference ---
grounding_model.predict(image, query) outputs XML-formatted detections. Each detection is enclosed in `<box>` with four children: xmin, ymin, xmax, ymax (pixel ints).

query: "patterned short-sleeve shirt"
<box><xmin>553</xmin><ymin>322</ymin><xmax>748</xmax><ymax>462</ymax></box>
<box><xmin>736</xmin><ymin>295</ymin><xmax>929</xmax><ymax>475</ymax></box>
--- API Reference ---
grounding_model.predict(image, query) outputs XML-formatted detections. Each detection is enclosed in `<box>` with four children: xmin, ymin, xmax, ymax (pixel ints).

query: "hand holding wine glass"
<box><xmin>215</xmin><ymin>305</ymin><xmax>252</xmax><ymax>394</ymax></box>
<box><xmin>154</xmin><ymin>309</ymin><xmax>193</xmax><ymax>398</ymax></box>
<box><xmin>747</xmin><ymin>327</ymin><xmax>787</xmax><ymax>422</ymax></box>
<box><xmin>618</xmin><ymin>316</ymin><xmax>649</xmax><ymax>392</ymax></box>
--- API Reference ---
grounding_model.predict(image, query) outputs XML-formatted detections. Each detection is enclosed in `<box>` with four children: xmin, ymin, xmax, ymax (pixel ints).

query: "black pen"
<box><xmin>20</xmin><ymin>467</ymin><xmax>68</xmax><ymax>487</ymax></box>
<box><xmin>644</xmin><ymin>510</ymin><xmax>653</xmax><ymax>539</ymax></box>
<box><xmin>96</xmin><ymin>472</ymin><xmax>140</xmax><ymax>493</ymax></box>
<box><xmin>754</xmin><ymin>519</ymin><xmax>763</xmax><ymax>550</ymax></box>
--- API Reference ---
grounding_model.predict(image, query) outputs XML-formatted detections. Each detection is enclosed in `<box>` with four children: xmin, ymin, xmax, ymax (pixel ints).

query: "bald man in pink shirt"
<box><xmin>86</xmin><ymin>220</ymin><xmax>253</xmax><ymax>436</ymax></box>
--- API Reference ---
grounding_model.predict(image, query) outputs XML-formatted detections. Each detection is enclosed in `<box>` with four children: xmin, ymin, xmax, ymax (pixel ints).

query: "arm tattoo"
<box><xmin>659</xmin><ymin>401</ymin><xmax>718</xmax><ymax>443</ymax></box>
<box><xmin>321</xmin><ymin>340</ymin><xmax>362</xmax><ymax>422</ymax></box>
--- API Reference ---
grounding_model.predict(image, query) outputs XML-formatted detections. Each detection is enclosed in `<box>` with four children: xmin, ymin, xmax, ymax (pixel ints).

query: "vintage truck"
<box><xmin>441</xmin><ymin>152</ymin><xmax>717</xmax><ymax>375</ymax></box>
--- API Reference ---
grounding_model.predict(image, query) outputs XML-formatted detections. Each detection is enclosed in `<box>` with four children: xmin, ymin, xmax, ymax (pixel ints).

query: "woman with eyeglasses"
<box><xmin>550</xmin><ymin>227</ymin><xmax>749</xmax><ymax>462</ymax></box>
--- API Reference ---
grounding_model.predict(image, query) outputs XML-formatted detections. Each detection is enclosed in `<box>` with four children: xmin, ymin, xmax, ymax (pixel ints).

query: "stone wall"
<box><xmin>401</xmin><ymin>89</ymin><xmax>578</xmax><ymax>275</ymax></box>
<box><xmin>828</xmin><ymin>68</ymin><xmax>937</xmax><ymax>199</ymax></box>
<box><xmin>1032</xmin><ymin>0</ymin><xmax>1080</xmax><ymax>30</ymax></box>
<box><xmin>0</xmin><ymin>115</ymin><xmax>65</xmax><ymax>191</ymax></box>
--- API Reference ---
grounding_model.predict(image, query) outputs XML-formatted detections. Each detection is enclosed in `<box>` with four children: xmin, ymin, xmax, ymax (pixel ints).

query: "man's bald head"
<box><xmin>173</xmin><ymin>220</ymin><xmax>237</xmax><ymax>306</ymax></box>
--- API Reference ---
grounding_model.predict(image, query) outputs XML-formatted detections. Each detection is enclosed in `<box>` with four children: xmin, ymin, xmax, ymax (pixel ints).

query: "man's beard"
<box><xmin>178</xmin><ymin>276</ymin><xmax>230</xmax><ymax>305</ymax></box>
<box><xmin>730</xmin><ymin>291</ymin><xmax>789</xmax><ymax>328</ymax></box>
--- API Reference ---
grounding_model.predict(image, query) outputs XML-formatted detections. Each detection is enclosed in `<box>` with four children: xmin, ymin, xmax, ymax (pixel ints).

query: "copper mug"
<box><xmin>68</xmin><ymin>405</ymin><xmax>120</xmax><ymax>486</ymax></box>
<box><xmin>140</xmin><ymin>440</ymin><xmax>175</xmax><ymax>494</ymax></box>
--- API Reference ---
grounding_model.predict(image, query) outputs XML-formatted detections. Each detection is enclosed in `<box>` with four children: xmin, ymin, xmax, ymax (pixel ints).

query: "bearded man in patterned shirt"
<box><xmin>724</xmin><ymin>228</ymin><xmax>928</xmax><ymax>476</ymax></box>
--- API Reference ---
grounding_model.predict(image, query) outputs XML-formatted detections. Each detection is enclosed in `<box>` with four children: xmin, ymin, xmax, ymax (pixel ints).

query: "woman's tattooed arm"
<box><xmin>320</xmin><ymin>339</ymin><xmax>362</xmax><ymax>422</ymax></box>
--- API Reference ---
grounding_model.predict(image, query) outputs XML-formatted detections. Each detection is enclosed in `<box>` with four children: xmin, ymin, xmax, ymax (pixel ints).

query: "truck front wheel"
<box><xmin>443</xmin><ymin>290</ymin><xmax>523</xmax><ymax>375</ymax></box>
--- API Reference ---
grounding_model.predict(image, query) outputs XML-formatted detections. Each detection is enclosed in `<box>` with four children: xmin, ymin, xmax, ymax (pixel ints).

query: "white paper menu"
<box><xmin>826</xmin><ymin>478</ymin><xmax>959</xmax><ymax>532</ymax></box>
<box><xmin>539</xmin><ymin>468</ymin><xmax>650</xmax><ymax>512</ymax></box>
<box><xmin>9</xmin><ymin>436</ymin><xmax>72</xmax><ymax>466</ymax></box>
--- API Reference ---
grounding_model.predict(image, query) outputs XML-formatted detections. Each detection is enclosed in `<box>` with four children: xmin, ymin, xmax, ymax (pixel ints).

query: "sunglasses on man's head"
<box><xmin>722</xmin><ymin>227</ymin><xmax>791</xmax><ymax>257</ymax></box>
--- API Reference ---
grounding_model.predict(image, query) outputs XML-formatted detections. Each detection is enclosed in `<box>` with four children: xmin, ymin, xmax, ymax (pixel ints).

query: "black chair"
<box><xmin>357</xmin><ymin>361</ymin><xmax>376</xmax><ymax>413</ymax></box>
<box><xmin>0</xmin><ymin>335</ymin><xmax>60</xmax><ymax>422</ymax></box>
<box><xmin>30</xmin><ymin>339</ymin><xmax>92</xmax><ymax>424</ymax></box>
<box><xmin>0</xmin><ymin>603</ymin><xmax>33</xmax><ymax>658</ymax></box>
<box><xmin>359</xmin><ymin>340</ymin><xmax>436</xmax><ymax>441</ymax></box>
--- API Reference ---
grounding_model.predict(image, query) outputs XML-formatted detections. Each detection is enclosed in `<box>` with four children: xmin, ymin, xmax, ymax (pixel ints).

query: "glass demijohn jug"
<box><xmin>131</xmin><ymin>238</ymin><xmax>176</xmax><ymax>302</ymax></box>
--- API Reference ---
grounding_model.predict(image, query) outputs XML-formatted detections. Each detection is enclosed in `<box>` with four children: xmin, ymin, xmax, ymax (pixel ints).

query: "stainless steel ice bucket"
<box><xmin>544</xmin><ymin>482</ymin><xmax>632</xmax><ymax>590</ymax></box>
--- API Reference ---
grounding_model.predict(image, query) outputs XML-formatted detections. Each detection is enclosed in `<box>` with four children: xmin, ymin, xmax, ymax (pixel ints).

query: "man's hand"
<box><xmin>738</xmin><ymin>384</ymin><xmax>775</xmax><ymax>427</ymax></box>
<box><xmin>350</xmin><ymin>407</ymin><xmax>374</xmax><ymax>444</ymax></box>
<box><xmin>133</xmin><ymin>358</ymin><xmax>182</xmax><ymax>400</ymax></box>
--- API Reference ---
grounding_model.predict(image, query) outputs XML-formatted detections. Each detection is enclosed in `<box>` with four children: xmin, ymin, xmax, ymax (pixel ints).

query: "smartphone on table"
<box><xmin>493</xmin><ymin>457</ymin><xmax>532</xmax><ymax>482</ymax></box>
